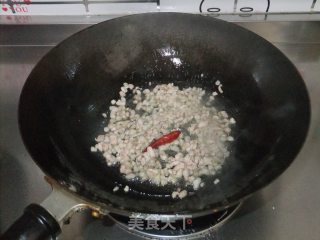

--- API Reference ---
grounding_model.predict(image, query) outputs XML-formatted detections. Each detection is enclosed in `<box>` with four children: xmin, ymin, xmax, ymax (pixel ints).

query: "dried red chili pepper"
<box><xmin>143</xmin><ymin>130</ymin><xmax>181</xmax><ymax>152</ymax></box>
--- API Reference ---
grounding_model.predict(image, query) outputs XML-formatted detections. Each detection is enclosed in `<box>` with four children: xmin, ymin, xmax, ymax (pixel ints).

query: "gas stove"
<box><xmin>0</xmin><ymin>20</ymin><xmax>320</xmax><ymax>240</ymax></box>
<box><xmin>108</xmin><ymin>204</ymin><xmax>241</xmax><ymax>239</ymax></box>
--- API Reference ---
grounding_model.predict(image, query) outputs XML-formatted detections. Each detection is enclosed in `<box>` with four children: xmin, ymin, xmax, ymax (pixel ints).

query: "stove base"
<box><xmin>108</xmin><ymin>203</ymin><xmax>241</xmax><ymax>239</ymax></box>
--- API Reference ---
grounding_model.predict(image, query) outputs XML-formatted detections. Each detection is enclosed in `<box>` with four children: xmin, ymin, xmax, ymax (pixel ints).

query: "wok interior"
<box><xmin>19</xmin><ymin>13</ymin><xmax>310</xmax><ymax>214</ymax></box>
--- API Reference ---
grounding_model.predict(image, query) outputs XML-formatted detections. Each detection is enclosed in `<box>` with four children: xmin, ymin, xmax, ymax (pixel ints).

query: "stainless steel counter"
<box><xmin>1</xmin><ymin>21</ymin><xmax>320</xmax><ymax>240</ymax></box>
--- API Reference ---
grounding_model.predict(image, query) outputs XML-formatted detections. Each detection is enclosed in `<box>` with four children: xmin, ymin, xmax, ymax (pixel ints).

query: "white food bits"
<box><xmin>113</xmin><ymin>186</ymin><xmax>119</xmax><ymax>192</ymax></box>
<box><xmin>170</xmin><ymin>145</ymin><xmax>180</xmax><ymax>152</ymax></box>
<box><xmin>159</xmin><ymin>153</ymin><xmax>167</xmax><ymax>161</ymax></box>
<box><xmin>146</xmin><ymin>147</ymin><xmax>156</xmax><ymax>158</ymax></box>
<box><xmin>219</xmin><ymin>111</ymin><xmax>228</xmax><ymax>118</ymax></box>
<box><xmin>193</xmin><ymin>177</ymin><xmax>202</xmax><ymax>190</ymax></box>
<box><xmin>92</xmin><ymin>82</ymin><xmax>236</xmax><ymax>199</ymax></box>
<box><xmin>215</xmin><ymin>80</ymin><xmax>221</xmax><ymax>86</ymax></box>
<box><xmin>90</xmin><ymin>146</ymin><xmax>97</xmax><ymax>152</ymax></box>
<box><xmin>102</xmin><ymin>113</ymin><xmax>107</xmax><ymax>118</ymax></box>
<box><xmin>116</xmin><ymin>99</ymin><xmax>125</xmax><ymax>106</ymax></box>
<box><xmin>124</xmin><ymin>185</ymin><xmax>130</xmax><ymax>192</ymax></box>
<box><xmin>178</xmin><ymin>190</ymin><xmax>188</xmax><ymax>199</ymax></box>
<box><xmin>95</xmin><ymin>135</ymin><xmax>104</xmax><ymax>142</ymax></box>
<box><xmin>182</xmin><ymin>169</ymin><xmax>189</xmax><ymax>179</ymax></box>
<box><xmin>224</xmin><ymin>127</ymin><xmax>231</xmax><ymax>133</ymax></box>
<box><xmin>143</xmin><ymin>89</ymin><xmax>150</xmax><ymax>94</ymax></box>
<box><xmin>229</xmin><ymin>117</ymin><xmax>236</xmax><ymax>124</ymax></box>
<box><xmin>218</xmin><ymin>84</ymin><xmax>223</xmax><ymax>93</ymax></box>
<box><xmin>214</xmin><ymin>178</ymin><xmax>220</xmax><ymax>185</ymax></box>
<box><xmin>120</xmin><ymin>86</ymin><xmax>127</xmax><ymax>93</ymax></box>
<box><xmin>227</xmin><ymin>136</ymin><xmax>234</xmax><ymax>141</ymax></box>
<box><xmin>220</xmin><ymin>136</ymin><xmax>227</xmax><ymax>142</ymax></box>
<box><xmin>126</xmin><ymin>173</ymin><xmax>136</xmax><ymax>179</ymax></box>
<box><xmin>172</xmin><ymin>191</ymin><xmax>179</xmax><ymax>199</ymax></box>
<box><xmin>109</xmin><ymin>135</ymin><xmax>117</xmax><ymax>145</ymax></box>
<box><xmin>198</xmin><ymin>121</ymin><xmax>208</xmax><ymax>128</ymax></box>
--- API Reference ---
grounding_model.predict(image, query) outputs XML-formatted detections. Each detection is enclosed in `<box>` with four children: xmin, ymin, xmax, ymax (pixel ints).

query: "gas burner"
<box><xmin>108</xmin><ymin>203</ymin><xmax>241</xmax><ymax>239</ymax></box>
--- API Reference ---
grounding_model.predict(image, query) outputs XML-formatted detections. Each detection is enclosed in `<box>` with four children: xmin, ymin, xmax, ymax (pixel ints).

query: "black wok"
<box><xmin>1</xmin><ymin>13</ymin><xmax>310</xmax><ymax>239</ymax></box>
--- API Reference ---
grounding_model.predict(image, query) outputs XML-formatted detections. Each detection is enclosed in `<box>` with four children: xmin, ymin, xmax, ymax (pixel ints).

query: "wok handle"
<box><xmin>1</xmin><ymin>178</ymin><xmax>102</xmax><ymax>240</ymax></box>
<box><xmin>0</xmin><ymin>204</ymin><xmax>61</xmax><ymax>240</ymax></box>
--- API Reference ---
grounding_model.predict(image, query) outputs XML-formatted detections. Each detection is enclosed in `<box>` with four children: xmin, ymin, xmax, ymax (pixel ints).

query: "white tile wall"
<box><xmin>236</xmin><ymin>0</ymin><xmax>268</xmax><ymax>13</ymax></box>
<box><xmin>27</xmin><ymin>0</ymin><xmax>80</xmax><ymax>1</ymax></box>
<box><xmin>160</xmin><ymin>0</ymin><xmax>201</xmax><ymax>13</ymax></box>
<box><xmin>199</xmin><ymin>0</ymin><xmax>235</xmax><ymax>13</ymax></box>
<box><xmin>0</xmin><ymin>0</ymin><xmax>319</xmax><ymax>16</ymax></box>
<box><xmin>1</xmin><ymin>4</ymin><xmax>86</xmax><ymax>15</ymax></box>
<box><xmin>88</xmin><ymin>2</ymin><xmax>157</xmax><ymax>14</ymax></box>
<box><xmin>0</xmin><ymin>0</ymin><xmax>86</xmax><ymax>15</ymax></box>
<box><xmin>268</xmin><ymin>0</ymin><xmax>313</xmax><ymax>12</ymax></box>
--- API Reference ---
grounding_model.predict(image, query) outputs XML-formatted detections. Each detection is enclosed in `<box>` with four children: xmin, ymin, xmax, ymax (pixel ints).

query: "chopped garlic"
<box><xmin>124</xmin><ymin>185</ymin><xmax>129</xmax><ymax>192</ymax></box>
<box><xmin>178</xmin><ymin>190</ymin><xmax>188</xmax><ymax>199</ymax></box>
<box><xmin>229</xmin><ymin>117</ymin><xmax>236</xmax><ymax>124</ymax></box>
